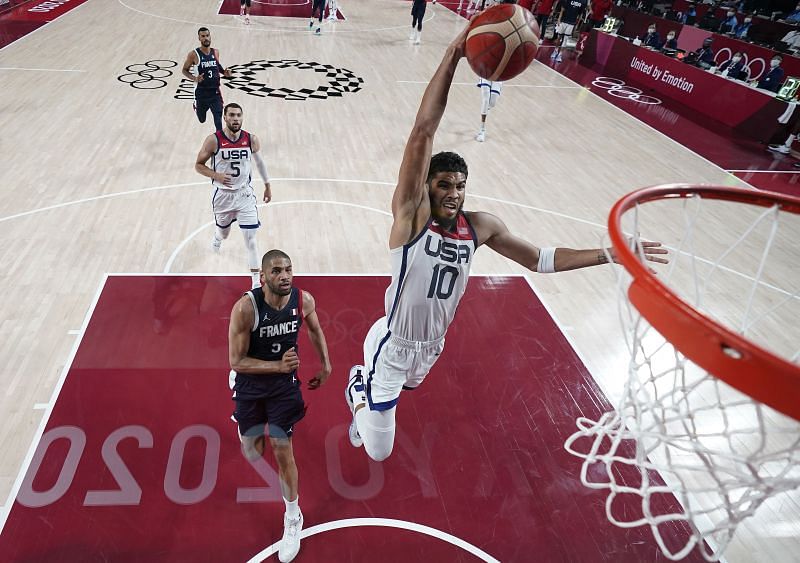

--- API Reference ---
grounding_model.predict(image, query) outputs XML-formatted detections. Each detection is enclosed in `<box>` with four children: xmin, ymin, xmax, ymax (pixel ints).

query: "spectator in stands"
<box><xmin>681</xmin><ymin>2</ymin><xmax>697</xmax><ymax>25</ymax></box>
<box><xmin>692</xmin><ymin>37</ymin><xmax>715</xmax><ymax>69</ymax></box>
<box><xmin>717</xmin><ymin>52</ymin><xmax>748</xmax><ymax>79</ymax></box>
<box><xmin>784</xmin><ymin>2</ymin><xmax>800</xmax><ymax>22</ymax></box>
<box><xmin>755</xmin><ymin>55</ymin><xmax>784</xmax><ymax>92</ymax></box>
<box><xmin>639</xmin><ymin>23</ymin><xmax>662</xmax><ymax>47</ymax></box>
<box><xmin>732</xmin><ymin>15</ymin><xmax>752</xmax><ymax>38</ymax></box>
<box><xmin>662</xmin><ymin>29</ymin><xmax>678</xmax><ymax>50</ymax></box>
<box><xmin>719</xmin><ymin>9</ymin><xmax>739</xmax><ymax>33</ymax></box>
<box><xmin>586</xmin><ymin>0</ymin><xmax>612</xmax><ymax>29</ymax></box>
<box><xmin>778</xmin><ymin>29</ymin><xmax>800</xmax><ymax>54</ymax></box>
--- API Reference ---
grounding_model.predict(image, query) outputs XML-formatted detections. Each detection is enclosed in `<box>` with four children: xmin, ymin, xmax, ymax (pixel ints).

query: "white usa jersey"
<box><xmin>385</xmin><ymin>213</ymin><xmax>477</xmax><ymax>342</ymax></box>
<box><xmin>211</xmin><ymin>129</ymin><xmax>253</xmax><ymax>193</ymax></box>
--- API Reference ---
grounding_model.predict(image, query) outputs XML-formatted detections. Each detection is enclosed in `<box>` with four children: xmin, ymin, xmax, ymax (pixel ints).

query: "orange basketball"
<box><xmin>465</xmin><ymin>3</ymin><xmax>540</xmax><ymax>82</ymax></box>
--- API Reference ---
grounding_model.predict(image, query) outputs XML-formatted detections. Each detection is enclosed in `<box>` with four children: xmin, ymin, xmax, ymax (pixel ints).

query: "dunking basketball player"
<box><xmin>195</xmin><ymin>102</ymin><xmax>271</xmax><ymax>289</ymax></box>
<box><xmin>345</xmin><ymin>25</ymin><xmax>667</xmax><ymax>462</ymax></box>
<box><xmin>182</xmin><ymin>27</ymin><xmax>232</xmax><ymax>131</ymax></box>
<box><xmin>228</xmin><ymin>249</ymin><xmax>331</xmax><ymax>563</ymax></box>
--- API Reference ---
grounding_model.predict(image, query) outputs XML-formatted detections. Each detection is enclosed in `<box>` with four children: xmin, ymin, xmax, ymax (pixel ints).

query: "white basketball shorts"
<box><xmin>362</xmin><ymin>316</ymin><xmax>445</xmax><ymax>411</ymax></box>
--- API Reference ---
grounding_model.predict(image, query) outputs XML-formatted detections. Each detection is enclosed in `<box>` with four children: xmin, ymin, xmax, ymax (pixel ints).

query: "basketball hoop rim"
<box><xmin>608</xmin><ymin>184</ymin><xmax>800</xmax><ymax>421</ymax></box>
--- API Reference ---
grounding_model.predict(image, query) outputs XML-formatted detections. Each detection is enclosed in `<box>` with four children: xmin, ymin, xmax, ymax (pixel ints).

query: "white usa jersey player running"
<box><xmin>195</xmin><ymin>102</ymin><xmax>272</xmax><ymax>289</ymax></box>
<box><xmin>345</xmin><ymin>24</ymin><xmax>668</xmax><ymax>463</ymax></box>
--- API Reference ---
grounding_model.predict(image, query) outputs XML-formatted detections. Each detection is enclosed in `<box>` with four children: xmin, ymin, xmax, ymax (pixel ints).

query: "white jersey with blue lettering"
<box><xmin>384</xmin><ymin>212</ymin><xmax>478</xmax><ymax>342</ymax></box>
<box><xmin>211</xmin><ymin>129</ymin><xmax>253</xmax><ymax>197</ymax></box>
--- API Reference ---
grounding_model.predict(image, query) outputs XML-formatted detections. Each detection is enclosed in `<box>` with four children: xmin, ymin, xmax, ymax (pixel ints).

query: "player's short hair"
<box><xmin>198</xmin><ymin>27</ymin><xmax>210</xmax><ymax>34</ymax></box>
<box><xmin>262</xmin><ymin>249</ymin><xmax>291</xmax><ymax>270</ymax></box>
<box><xmin>427</xmin><ymin>151</ymin><xmax>468</xmax><ymax>184</ymax></box>
<box><xmin>224</xmin><ymin>102</ymin><xmax>243</xmax><ymax>115</ymax></box>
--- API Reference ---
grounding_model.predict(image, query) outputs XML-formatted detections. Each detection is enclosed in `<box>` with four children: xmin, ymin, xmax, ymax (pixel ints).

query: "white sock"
<box><xmin>479</xmin><ymin>123</ymin><xmax>486</xmax><ymax>132</ymax></box>
<box><xmin>785</xmin><ymin>134</ymin><xmax>796</xmax><ymax>148</ymax></box>
<box><xmin>284</xmin><ymin>496</ymin><xmax>300</xmax><ymax>518</ymax></box>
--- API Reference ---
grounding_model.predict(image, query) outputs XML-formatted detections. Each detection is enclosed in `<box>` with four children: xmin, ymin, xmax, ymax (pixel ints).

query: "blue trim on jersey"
<box><xmin>405</xmin><ymin>217</ymin><xmax>433</xmax><ymax>249</ymax></box>
<box><xmin>386</xmin><ymin>248</ymin><xmax>407</xmax><ymax>327</ymax></box>
<box><xmin>463</xmin><ymin>212</ymin><xmax>479</xmax><ymax>246</ymax></box>
<box><xmin>387</xmin><ymin>216</ymin><xmax>432</xmax><ymax>326</ymax></box>
<box><xmin>366</xmin><ymin>330</ymin><xmax>394</xmax><ymax>411</ymax></box>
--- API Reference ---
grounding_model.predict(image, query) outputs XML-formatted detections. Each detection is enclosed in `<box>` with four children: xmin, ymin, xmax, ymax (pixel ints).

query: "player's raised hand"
<box><xmin>450</xmin><ymin>20</ymin><xmax>472</xmax><ymax>58</ymax></box>
<box><xmin>307</xmin><ymin>364</ymin><xmax>332</xmax><ymax>390</ymax></box>
<box><xmin>608</xmin><ymin>240</ymin><xmax>670</xmax><ymax>273</ymax></box>
<box><xmin>280</xmin><ymin>347</ymin><xmax>299</xmax><ymax>373</ymax></box>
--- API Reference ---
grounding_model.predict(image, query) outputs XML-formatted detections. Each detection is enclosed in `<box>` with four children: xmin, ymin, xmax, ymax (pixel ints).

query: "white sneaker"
<box><xmin>768</xmin><ymin>144</ymin><xmax>791</xmax><ymax>154</ymax></box>
<box><xmin>414</xmin><ymin>32</ymin><xmax>421</xmax><ymax>44</ymax></box>
<box><xmin>345</xmin><ymin>366</ymin><xmax>365</xmax><ymax>448</ymax></box>
<box><xmin>211</xmin><ymin>236</ymin><xmax>222</xmax><ymax>252</ymax></box>
<box><xmin>309</xmin><ymin>20</ymin><xmax>314</xmax><ymax>29</ymax></box>
<box><xmin>475</xmin><ymin>130</ymin><xmax>485</xmax><ymax>142</ymax></box>
<box><xmin>278</xmin><ymin>511</ymin><xmax>303</xmax><ymax>563</ymax></box>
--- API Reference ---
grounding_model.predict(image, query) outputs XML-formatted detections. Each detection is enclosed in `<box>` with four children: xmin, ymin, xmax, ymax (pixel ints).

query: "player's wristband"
<box><xmin>537</xmin><ymin>247</ymin><xmax>556</xmax><ymax>274</ymax></box>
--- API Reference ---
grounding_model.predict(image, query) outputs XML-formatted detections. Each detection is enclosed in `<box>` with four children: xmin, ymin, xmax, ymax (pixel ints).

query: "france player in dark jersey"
<box><xmin>182</xmin><ymin>27</ymin><xmax>232</xmax><ymax>131</ymax></box>
<box><xmin>228</xmin><ymin>249</ymin><xmax>331</xmax><ymax>563</ymax></box>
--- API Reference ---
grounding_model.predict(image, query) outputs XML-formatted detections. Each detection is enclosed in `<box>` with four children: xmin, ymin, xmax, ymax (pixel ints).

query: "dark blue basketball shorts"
<box><xmin>233</xmin><ymin>374</ymin><xmax>306</xmax><ymax>440</ymax></box>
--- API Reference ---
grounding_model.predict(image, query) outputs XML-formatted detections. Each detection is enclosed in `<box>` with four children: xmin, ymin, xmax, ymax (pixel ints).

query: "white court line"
<box><xmin>245</xmin><ymin>517</ymin><xmax>500</xmax><ymax>562</ymax></box>
<box><xmin>32</xmin><ymin>404</ymin><xmax>49</xmax><ymax>410</ymax></box>
<box><xmin>727</xmin><ymin>169</ymin><xmax>800</xmax><ymax>174</ymax></box>
<box><xmin>0</xmin><ymin>67</ymin><xmax>87</xmax><ymax>72</ymax></box>
<box><xmin>535</xmin><ymin>59</ymin><xmax>755</xmax><ymax>190</ymax></box>
<box><xmin>0</xmin><ymin>274</ymin><xmax>109</xmax><ymax>535</ymax></box>
<box><xmin>0</xmin><ymin>0</ymin><xmax>98</xmax><ymax>54</ymax></box>
<box><xmin>117</xmin><ymin>0</ymin><xmax>435</xmax><ymax>34</ymax></box>
<box><xmin>164</xmin><ymin>199</ymin><xmax>393</xmax><ymax>272</ymax></box>
<box><xmin>67</xmin><ymin>329</ymin><xmax>80</xmax><ymax>335</ymax></box>
<box><xmin>396</xmin><ymin>80</ymin><xmax>581</xmax><ymax>89</ymax></box>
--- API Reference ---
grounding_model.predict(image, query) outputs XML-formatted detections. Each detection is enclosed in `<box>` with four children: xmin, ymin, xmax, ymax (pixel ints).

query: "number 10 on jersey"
<box><xmin>427</xmin><ymin>265</ymin><xmax>459</xmax><ymax>299</ymax></box>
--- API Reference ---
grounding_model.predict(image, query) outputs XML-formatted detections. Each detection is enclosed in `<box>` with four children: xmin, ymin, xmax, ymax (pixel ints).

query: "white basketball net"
<box><xmin>564</xmin><ymin>192</ymin><xmax>800</xmax><ymax>561</ymax></box>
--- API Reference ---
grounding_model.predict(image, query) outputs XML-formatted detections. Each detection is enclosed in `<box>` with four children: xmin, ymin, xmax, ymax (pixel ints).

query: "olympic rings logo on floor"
<box><xmin>590</xmin><ymin>77</ymin><xmax>663</xmax><ymax>105</ymax></box>
<box><xmin>117</xmin><ymin>60</ymin><xmax>178</xmax><ymax>89</ymax></box>
<box><xmin>713</xmin><ymin>48</ymin><xmax>765</xmax><ymax>81</ymax></box>
<box><xmin>223</xmin><ymin>59</ymin><xmax>364</xmax><ymax>101</ymax></box>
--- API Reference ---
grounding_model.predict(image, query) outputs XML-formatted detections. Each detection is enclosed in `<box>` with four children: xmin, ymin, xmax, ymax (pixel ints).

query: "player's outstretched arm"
<box><xmin>301</xmin><ymin>291</ymin><xmax>332</xmax><ymax>390</ymax></box>
<box><xmin>391</xmin><ymin>25</ymin><xmax>470</xmax><ymax>247</ymax></box>
<box><xmin>470</xmin><ymin>211</ymin><xmax>668</xmax><ymax>272</ymax></box>
<box><xmin>229</xmin><ymin>297</ymin><xmax>300</xmax><ymax>374</ymax></box>
<box><xmin>251</xmin><ymin>134</ymin><xmax>272</xmax><ymax>203</ymax></box>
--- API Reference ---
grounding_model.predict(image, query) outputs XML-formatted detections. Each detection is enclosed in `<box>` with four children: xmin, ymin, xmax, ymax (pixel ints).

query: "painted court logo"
<box><xmin>591</xmin><ymin>77</ymin><xmax>662</xmax><ymax>105</ymax></box>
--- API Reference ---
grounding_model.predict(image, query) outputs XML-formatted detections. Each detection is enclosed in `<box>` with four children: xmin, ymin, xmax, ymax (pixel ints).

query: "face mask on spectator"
<box><xmin>732</xmin><ymin>56</ymin><xmax>742</xmax><ymax>62</ymax></box>
<box><xmin>648</xmin><ymin>27</ymin><xmax>655</xmax><ymax>34</ymax></box>
<box><xmin>771</xmin><ymin>59</ymin><xmax>781</xmax><ymax>68</ymax></box>
<box><xmin>727</xmin><ymin>11</ymin><xmax>735</xmax><ymax>17</ymax></box>
<box><xmin>744</xmin><ymin>17</ymin><xmax>752</xmax><ymax>23</ymax></box>
<box><xmin>667</xmin><ymin>33</ymin><xmax>675</xmax><ymax>40</ymax></box>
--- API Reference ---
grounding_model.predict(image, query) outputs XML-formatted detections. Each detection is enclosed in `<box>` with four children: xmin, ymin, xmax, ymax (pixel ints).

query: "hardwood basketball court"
<box><xmin>0</xmin><ymin>0</ymin><xmax>797</xmax><ymax>561</ymax></box>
